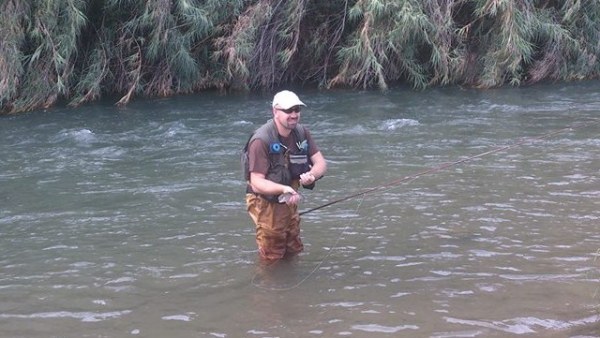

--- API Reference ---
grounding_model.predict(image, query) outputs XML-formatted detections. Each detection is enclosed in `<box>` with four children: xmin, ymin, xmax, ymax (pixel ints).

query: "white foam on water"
<box><xmin>0</xmin><ymin>310</ymin><xmax>131</xmax><ymax>322</ymax></box>
<box><xmin>378</xmin><ymin>119</ymin><xmax>420</xmax><ymax>130</ymax></box>
<box><xmin>352</xmin><ymin>323</ymin><xmax>419</xmax><ymax>333</ymax></box>
<box><xmin>162</xmin><ymin>314</ymin><xmax>192</xmax><ymax>321</ymax></box>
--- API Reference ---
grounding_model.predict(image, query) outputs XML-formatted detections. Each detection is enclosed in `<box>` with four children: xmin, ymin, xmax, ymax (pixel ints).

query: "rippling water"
<box><xmin>1</xmin><ymin>83</ymin><xmax>599</xmax><ymax>337</ymax></box>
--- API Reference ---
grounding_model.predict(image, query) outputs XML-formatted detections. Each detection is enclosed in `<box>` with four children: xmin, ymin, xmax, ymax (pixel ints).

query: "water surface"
<box><xmin>1</xmin><ymin>83</ymin><xmax>599</xmax><ymax>337</ymax></box>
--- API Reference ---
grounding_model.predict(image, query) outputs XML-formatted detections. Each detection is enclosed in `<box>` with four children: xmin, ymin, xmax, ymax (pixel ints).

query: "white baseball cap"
<box><xmin>272</xmin><ymin>90</ymin><xmax>306</xmax><ymax>109</ymax></box>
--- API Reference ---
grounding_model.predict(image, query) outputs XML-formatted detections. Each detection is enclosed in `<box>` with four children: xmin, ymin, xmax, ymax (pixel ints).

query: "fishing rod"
<box><xmin>299</xmin><ymin>119</ymin><xmax>598</xmax><ymax>216</ymax></box>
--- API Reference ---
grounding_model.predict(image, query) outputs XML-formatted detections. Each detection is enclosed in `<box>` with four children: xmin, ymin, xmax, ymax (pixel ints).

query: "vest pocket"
<box><xmin>288</xmin><ymin>154</ymin><xmax>310</xmax><ymax>178</ymax></box>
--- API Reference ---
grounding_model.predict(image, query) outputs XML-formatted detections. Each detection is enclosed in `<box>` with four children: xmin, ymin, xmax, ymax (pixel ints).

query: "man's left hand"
<box><xmin>299</xmin><ymin>172</ymin><xmax>316</xmax><ymax>186</ymax></box>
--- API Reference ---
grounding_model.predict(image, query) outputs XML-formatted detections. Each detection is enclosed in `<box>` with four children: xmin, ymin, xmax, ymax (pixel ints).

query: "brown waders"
<box><xmin>246</xmin><ymin>182</ymin><xmax>303</xmax><ymax>261</ymax></box>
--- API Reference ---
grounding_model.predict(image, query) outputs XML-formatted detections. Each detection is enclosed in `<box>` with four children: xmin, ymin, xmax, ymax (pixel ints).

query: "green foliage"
<box><xmin>0</xmin><ymin>0</ymin><xmax>27</xmax><ymax>112</ymax></box>
<box><xmin>1</xmin><ymin>0</ymin><xmax>87</xmax><ymax>112</ymax></box>
<box><xmin>2</xmin><ymin>0</ymin><xmax>600</xmax><ymax>114</ymax></box>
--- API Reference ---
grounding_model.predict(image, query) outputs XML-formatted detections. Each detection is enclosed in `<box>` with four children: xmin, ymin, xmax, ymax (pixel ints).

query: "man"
<box><xmin>245</xmin><ymin>90</ymin><xmax>327</xmax><ymax>261</ymax></box>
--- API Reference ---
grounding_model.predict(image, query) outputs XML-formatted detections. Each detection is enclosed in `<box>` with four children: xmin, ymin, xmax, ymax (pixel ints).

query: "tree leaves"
<box><xmin>2</xmin><ymin>0</ymin><xmax>600</xmax><ymax>114</ymax></box>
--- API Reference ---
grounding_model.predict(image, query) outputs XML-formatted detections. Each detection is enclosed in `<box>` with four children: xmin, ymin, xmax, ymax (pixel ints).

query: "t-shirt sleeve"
<box><xmin>247</xmin><ymin>139</ymin><xmax>270</xmax><ymax>176</ymax></box>
<box><xmin>304</xmin><ymin>129</ymin><xmax>320</xmax><ymax>157</ymax></box>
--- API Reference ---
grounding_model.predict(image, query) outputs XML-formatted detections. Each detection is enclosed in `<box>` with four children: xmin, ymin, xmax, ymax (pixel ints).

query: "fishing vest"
<box><xmin>242</xmin><ymin>119</ymin><xmax>312</xmax><ymax>200</ymax></box>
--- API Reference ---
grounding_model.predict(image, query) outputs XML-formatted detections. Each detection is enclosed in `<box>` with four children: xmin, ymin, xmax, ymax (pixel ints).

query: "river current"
<box><xmin>1</xmin><ymin>82</ymin><xmax>599</xmax><ymax>337</ymax></box>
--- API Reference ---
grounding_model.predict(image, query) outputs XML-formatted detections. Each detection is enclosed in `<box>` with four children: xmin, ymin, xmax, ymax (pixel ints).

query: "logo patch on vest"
<box><xmin>296</xmin><ymin>140</ymin><xmax>308</xmax><ymax>152</ymax></box>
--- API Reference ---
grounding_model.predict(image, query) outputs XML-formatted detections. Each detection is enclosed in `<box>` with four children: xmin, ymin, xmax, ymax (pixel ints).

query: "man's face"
<box><xmin>273</xmin><ymin>105</ymin><xmax>301</xmax><ymax>130</ymax></box>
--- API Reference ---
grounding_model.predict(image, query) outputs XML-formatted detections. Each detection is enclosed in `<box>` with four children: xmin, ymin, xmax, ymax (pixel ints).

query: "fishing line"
<box><xmin>251</xmin><ymin>118</ymin><xmax>598</xmax><ymax>290</ymax></box>
<box><xmin>299</xmin><ymin>119</ymin><xmax>599</xmax><ymax>216</ymax></box>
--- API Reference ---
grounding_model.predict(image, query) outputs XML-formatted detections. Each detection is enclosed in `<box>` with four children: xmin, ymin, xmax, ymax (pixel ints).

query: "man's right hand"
<box><xmin>280</xmin><ymin>186</ymin><xmax>301</xmax><ymax>205</ymax></box>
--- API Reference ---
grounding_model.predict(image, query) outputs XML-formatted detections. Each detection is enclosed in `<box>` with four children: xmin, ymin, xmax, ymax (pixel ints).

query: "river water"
<box><xmin>1</xmin><ymin>82</ymin><xmax>599</xmax><ymax>337</ymax></box>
